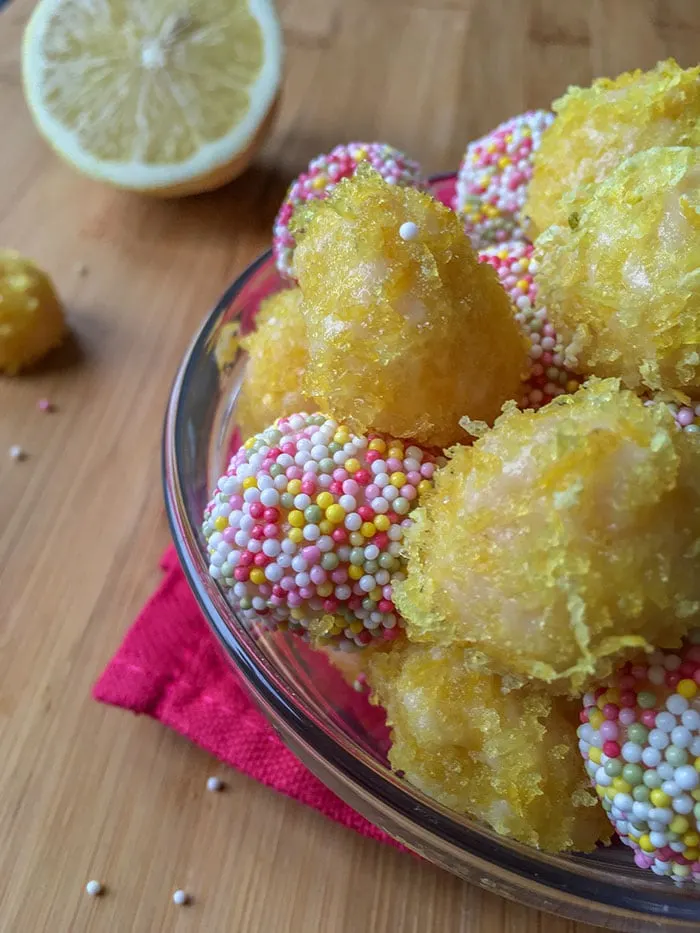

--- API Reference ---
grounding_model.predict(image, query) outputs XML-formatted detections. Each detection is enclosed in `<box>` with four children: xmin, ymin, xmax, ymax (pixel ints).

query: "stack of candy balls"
<box><xmin>203</xmin><ymin>413</ymin><xmax>439</xmax><ymax>650</ymax></box>
<box><xmin>203</xmin><ymin>58</ymin><xmax>700</xmax><ymax>884</ymax></box>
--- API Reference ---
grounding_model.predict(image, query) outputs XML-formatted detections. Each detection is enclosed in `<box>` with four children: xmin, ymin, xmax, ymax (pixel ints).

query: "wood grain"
<box><xmin>0</xmin><ymin>1</ymin><xmax>697</xmax><ymax>930</ymax></box>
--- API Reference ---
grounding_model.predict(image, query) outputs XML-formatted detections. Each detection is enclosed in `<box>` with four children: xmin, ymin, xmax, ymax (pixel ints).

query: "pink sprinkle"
<box><xmin>332</xmin><ymin>528</ymin><xmax>348</xmax><ymax>543</ymax></box>
<box><xmin>600</xmin><ymin>720</ymin><xmax>618</xmax><ymax>741</ymax></box>
<box><xmin>286</xmin><ymin>466</ymin><xmax>303</xmax><ymax>480</ymax></box>
<box><xmin>385</xmin><ymin>458</ymin><xmax>402</xmax><ymax>473</ymax></box>
<box><xmin>383</xmin><ymin>628</ymin><xmax>399</xmax><ymax>641</ymax></box>
<box><xmin>309</xmin><ymin>566</ymin><xmax>326</xmax><ymax>585</ymax></box>
<box><xmin>666</xmin><ymin>671</ymin><xmax>681</xmax><ymax>689</ymax></box>
<box><xmin>420</xmin><ymin>463</ymin><xmax>435</xmax><ymax>478</ymax></box>
<box><xmin>365</xmin><ymin>484</ymin><xmax>380</xmax><ymax>500</ymax></box>
<box><xmin>37</xmin><ymin>398</ymin><xmax>53</xmax><ymax>412</ymax></box>
<box><xmin>631</xmin><ymin>665</ymin><xmax>648</xmax><ymax>680</ymax></box>
<box><xmin>400</xmin><ymin>485</ymin><xmax>417</xmax><ymax>501</ymax></box>
<box><xmin>249</xmin><ymin>502</ymin><xmax>264</xmax><ymax>519</ymax></box>
<box><xmin>619</xmin><ymin>708</ymin><xmax>637</xmax><ymax>726</ymax></box>
<box><xmin>229</xmin><ymin>495</ymin><xmax>243</xmax><ymax>510</ymax></box>
<box><xmin>406</xmin><ymin>471</ymin><xmax>422</xmax><ymax>486</ymax></box>
<box><xmin>302</xmin><ymin>546</ymin><xmax>321</xmax><ymax>564</ymax></box>
<box><xmin>263</xmin><ymin>524</ymin><xmax>278</xmax><ymax>538</ymax></box>
<box><xmin>619</xmin><ymin>691</ymin><xmax>637</xmax><ymax>708</ymax></box>
<box><xmin>382</xmin><ymin>585</ymin><xmax>393</xmax><ymax>601</ymax></box>
<box><xmin>299</xmin><ymin>586</ymin><xmax>314</xmax><ymax>600</ymax></box>
<box><xmin>263</xmin><ymin>508</ymin><xmax>279</xmax><ymax>523</ymax></box>
<box><xmin>333</xmin><ymin>468</ymin><xmax>348</xmax><ymax>482</ymax></box>
<box><xmin>677</xmin><ymin>407</ymin><xmax>695</xmax><ymax>427</ymax></box>
<box><xmin>301</xmin><ymin>480</ymin><xmax>316</xmax><ymax>496</ymax></box>
<box><xmin>223</xmin><ymin>528</ymin><xmax>237</xmax><ymax>543</ymax></box>
<box><xmin>287</xmin><ymin>592</ymin><xmax>302</xmax><ymax>607</ymax></box>
<box><xmin>640</xmin><ymin>710</ymin><xmax>657</xmax><ymax>728</ymax></box>
<box><xmin>342</xmin><ymin>479</ymin><xmax>359</xmax><ymax>496</ymax></box>
<box><xmin>331</xmin><ymin>569</ymin><xmax>348</xmax><ymax>584</ymax></box>
<box><xmin>603</xmin><ymin>741</ymin><xmax>620</xmax><ymax>758</ymax></box>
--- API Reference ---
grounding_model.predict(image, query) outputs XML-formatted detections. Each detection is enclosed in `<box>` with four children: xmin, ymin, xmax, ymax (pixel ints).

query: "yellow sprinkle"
<box><xmin>639</xmin><ymin>834</ymin><xmax>654</xmax><ymax>853</ymax></box>
<box><xmin>290</xmin><ymin>608</ymin><xmax>303</xmax><ymax>620</ymax></box>
<box><xmin>417</xmin><ymin>480</ymin><xmax>432</xmax><ymax>497</ymax></box>
<box><xmin>311</xmin><ymin>174</ymin><xmax>327</xmax><ymax>189</ymax></box>
<box><xmin>505</xmin><ymin>134</ymin><xmax>513</xmax><ymax>143</ymax></box>
<box><xmin>589</xmin><ymin>710</ymin><xmax>604</xmax><ymax>730</ymax></box>
<box><xmin>316</xmin><ymin>492</ymin><xmax>334</xmax><ymax>510</ymax></box>
<box><xmin>678</xmin><ymin>679</ymin><xmax>698</xmax><ymax>699</ymax></box>
<box><xmin>695</xmin><ymin>757</ymin><xmax>700</xmax><ymax>772</ymax></box>
<box><xmin>288</xmin><ymin>510</ymin><xmax>305</xmax><ymax>528</ymax></box>
<box><xmin>685</xmin><ymin>848</ymin><xmax>700</xmax><ymax>862</ymax></box>
<box><xmin>349</xmin><ymin>620</ymin><xmax>364</xmax><ymax>634</ymax></box>
<box><xmin>348</xmin><ymin>565</ymin><xmax>364</xmax><ymax>580</ymax></box>
<box><xmin>370</xmin><ymin>587</ymin><xmax>382</xmax><ymax>601</ymax></box>
<box><xmin>497</xmin><ymin>156</ymin><xmax>510</xmax><ymax>169</ymax></box>
<box><xmin>369</xmin><ymin>439</ymin><xmax>386</xmax><ymax>453</ymax></box>
<box><xmin>244</xmin><ymin>437</ymin><xmax>255</xmax><ymax>450</ymax></box>
<box><xmin>605</xmin><ymin>786</ymin><xmax>616</xmax><ymax>800</ymax></box>
<box><xmin>671</xmin><ymin>816</ymin><xmax>690</xmax><ymax>834</ymax></box>
<box><xmin>516</xmin><ymin>279</ymin><xmax>529</xmax><ymax>291</ymax></box>
<box><xmin>243</xmin><ymin>476</ymin><xmax>258</xmax><ymax>489</ymax></box>
<box><xmin>692</xmin><ymin>788</ymin><xmax>700</xmax><ymax>801</ymax></box>
<box><xmin>344</xmin><ymin>458</ymin><xmax>361</xmax><ymax>474</ymax></box>
<box><xmin>214</xmin><ymin>516</ymin><xmax>228</xmax><ymax>532</ymax></box>
<box><xmin>612</xmin><ymin>778</ymin><xmax>631</xmax><ymax>794</ymax></box>
<box><xmin>361</xmin><ymin>522</ymin><xmax>376</xmax><ymax>538</ymax></box>
<box><xmin>349</xmin><ymin>532</ymin><xmax>364</xmax><ymax>547</ymax></box>
<box><xmin>326</xmin><ymin>504</ymin><xmax>346</xmax><ymax>524</ymax></box>
<box><xmin>250</xmin><ymin>569</ymin><xmax>265</xmax><ymax>585</ymax></box>
<box><xmin>650</xmin><ymin>789</ymin><xmax>671</xmax><ymax>808</ymax></box>
<box><xmin>288</xmin><ymin>528</ymin><xmax>303</xmax><ymax>544</ymax></box>
<box><xmin>387</xmin><ymin>446</ymin><xmax>404</xmax><ymax>460</ymax></box>
<box><xmin>683</xmin><ymin>832</ymin><xmax>700</xmax><ymax>847</ymax></box>
<box><xmin>374</xmin><ymin>514</ymin><xmax>390</xmax><ymax>532</ymax></box>
<box><xmin>588</xmin><ymin>746</ymin><xmax>602</xmax><ymax>764</ymax></box>
<box><xmin>566</xmin><ymin>380</ymin><xmax>579</xmax><ymax>393</ymax></box>
<box><xmin>595</xmin><ymin>785</ymin><xmax>606</xmax><ymax>798</ymax></box>
<box><xmin>486</xmin><ymin>143</ymin><xmax>496</xmax><ymax>154</ymax></box>
<box><xmin>390</xmin><ymin>472</ymin><xmax>407</xmax><ymax>488</ymax></box>
<box><xmin>317</xmin><ymin>582</ymin><xmax>333</xmax><ymax>597</ymax></box>
<box><xmin>334</xmin><ymin>431</ymin><xmax>349</xmax><ymax>445</ymax></box>
<box><xmin>606</xmin><ymin>687</ymin><xmax>620</xmax><ymax>704</ymax></box>
<box><xmin>319</xmin><ymin>520</ymin><xmax>333</xmax><ymax>535</ymax></box>
<box><xmin>287</xmin><ymin>479</ymin><xmax>302</xmax><ymax>496</ymax></box>
<box><xmin>522</xmin><ymin>127</ymin><xmax>531</xmax><ymax>137</ymax></box>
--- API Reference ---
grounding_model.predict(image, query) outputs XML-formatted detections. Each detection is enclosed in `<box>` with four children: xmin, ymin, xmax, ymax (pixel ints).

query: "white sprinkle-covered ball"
<box><xmin>273</xmin><ymin>143</ymin><xmax>425</xmax><ymax>280</ymax></box>
<box><xmin>578</xmin><ymin>631</ymin><xmax>700</xmax><ymax>882</ymax></box>
<box><xmin>202</xmin><ymin>413</ymin><xmax>438</xmax><ymax>650</ymax></box>
<box><xmin>455</xmin><ymin>110</ymin><xmax>553</xmax><ymax>248</ymax></box>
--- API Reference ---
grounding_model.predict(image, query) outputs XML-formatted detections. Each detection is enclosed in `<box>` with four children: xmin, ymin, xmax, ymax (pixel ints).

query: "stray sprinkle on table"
<box><xmin>206</xmin><ymin>776</ymin><xmax>223</xmax><ymax>792</ymax></box>
<box><xmin>172</xmin><ymin>889</ymin><xmax>189</xmax><ymax>906</ymax></box>
<box><xmin>9</xmin><ymin>445</ymin><xmax>26</xmax><ymax>461</ymax></box>
<box><xmin>37</xmin><ymin>398</ymin><xmax>53</xmax><ymax>412</ymax></box>
<box><xmin>85</xmin><ymin>880</ymin><xmax>103</xmax><ymax>897</ymax></box>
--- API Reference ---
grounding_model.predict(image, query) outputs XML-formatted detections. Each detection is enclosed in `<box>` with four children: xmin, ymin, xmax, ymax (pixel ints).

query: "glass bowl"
<box><xmin>163</xmin><ymin>175</ymin><xmax>700</xmax><ymax>931</ymax></box>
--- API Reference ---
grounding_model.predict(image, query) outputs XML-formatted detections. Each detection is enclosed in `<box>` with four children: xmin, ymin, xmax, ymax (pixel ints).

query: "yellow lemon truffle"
<box><xmin>369</xmin><ymin>640</ymin><xmax>610</xmax><ymax>852</ymax></box>
<box><xmin>393</xmin><ymin>379</ymin><xmax>700</xmax><ymax>694</ymax></box>
<box><xmin>0</xmin><ymin>250</ymin><xmax>65</xmax><ymax>374</ymax></box>
<box><xmin>525</xmin><ymin>59</ymin><xmax>700</xmax><ymax>236</ymax></box>
<box><xmin>293</xmin><ymin>168</ymin><xmax>526</xmax><ymax>448</ymax></box>
<box><xmin>535</xmin><ymin>146</ymin><xmax>700</xmax><ymax>395</ymax></box>
<box><xmin>236</xmin><ymin>288</ymin><xmax>312</xmax><ymax>440</ymax></box>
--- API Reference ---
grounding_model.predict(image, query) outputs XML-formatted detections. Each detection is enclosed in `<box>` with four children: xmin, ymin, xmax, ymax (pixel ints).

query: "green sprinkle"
<box><xmin>627</xmin><ymin>723</ymin><xmax>649</xmax><ymax>744</ymax></box>
<box><xmin>379</xmin><ymin>553</ymin><xmax>395</xmax><ymax>570</ymax></box>
<box><xmin>643</xmin><ymin>770</ymin><xmax>662</xmax><ymax>789</ymax></box>
<box><xmin>637</xmin><ymin>691</ymin><xmax>657</xmax><ymax>709</ymax></box>
<box><xmin>304</xmin><ymin>505</ymin><xmax>323</xmax><ymax>524</ymax></box>
<box><xmin>269</xmin><ymin>464</ymin><xmax>284</xmax><ymax>477</ymax></box>
<box><xmin>321</xmin><ymin>553</ymin><xmax>338</xmax><ymax>571</ymax></box>
<box><xmin>350</xmin><ymin>548</ymin><xmax>365</xmax><ymax>566</ymax></box>
<box><xmin>633</xmin><ymin>785</ymin><xmax>650</xmax><ymax>802</ymax></box>
<box><xmin>665</xmin><ymin>745</ymin><xmax>688</xmax><ymax>767</ymax></box>
<box><xmin>363</xmin><ymin>560</ymin><xmax>379</xmax><ymax>574</ymax></box>
<box><xmin>281</xmin><ymin>493</ymin><xmax>295</xmax><ymax>510</ymax></box>
<box><xmin>622</xmin><ymin>764</ymin><xmax>643</xmax><ymax>786</ymax></box>
<box><xmin>320</xmin><ymin>458</ymin><xmax>335</xmax><ymax>473</ymax></box>
<box><xmin>604</xmin><ymin>759</ymin><xmax>622</xmax><ymax>777</ymax></box>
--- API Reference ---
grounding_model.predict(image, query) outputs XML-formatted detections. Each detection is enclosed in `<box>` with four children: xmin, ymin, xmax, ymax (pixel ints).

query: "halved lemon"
<box><xmin>22</xmin><ymin>0</ymin><xmax>282</xmax><ymax>196</ymax></box>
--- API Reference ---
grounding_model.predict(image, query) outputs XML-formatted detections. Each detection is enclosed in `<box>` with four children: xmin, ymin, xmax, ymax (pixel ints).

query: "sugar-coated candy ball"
<box><xmin>0</xmin><ymin>250</ymin><xmax>66</xmax><ymax>374</ymax></box>
<box><xmin>369</xmin><ymin>640</ymin><xmax>610</xmax><ymax>852</ymax></box>
<box><xmin>237</xmin><ymin>288</ymin><xmax>312</xmax><ymax>440</ymax></box>
<box><xmin>273</xmin><ymin>142</ymin><xmax>424</xmax><ymax>280</ymax></box>
<box><xmin>202</xmin><ymin>413</ymin><xmax>438</xmax><ymax>650</ymax></box>
<box><xmin>580</xmin><ymin>635</ymin><xmax>700</xmax><ymax>882</ymax></box>
<box><xmin>478</xmin><ymin>242</ymin><xmax>581</xmax><ymax>409</ymax></box>
<box><xmin>393</xmin><ymin>378</ymin><xmax>700</xmax><ymax>695</ymax></box>
<box><xmin>293</xmin><ymin>168</ymin><xmax>527</xmax><ymax>448</ymax></box>
<box><xmin>535</xmin><ymin>146</ymin><xmax>700</xmax><ymax>396</ymax></box>
<box><xmin>455</xmin><ymin>110</ymin><xmax>553</xmax><ymax>248</ymax></box>
<box><xmin>525</xmin><ymin>59</ymin><xmax>700</xmax><ymax>236</ymax></box>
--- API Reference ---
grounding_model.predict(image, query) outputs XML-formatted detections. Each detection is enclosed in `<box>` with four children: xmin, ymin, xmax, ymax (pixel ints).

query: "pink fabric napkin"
<box><xmin>94</xmin><ymin>545</ymin><xmax>396</xmax><ymax>846</ymax></box>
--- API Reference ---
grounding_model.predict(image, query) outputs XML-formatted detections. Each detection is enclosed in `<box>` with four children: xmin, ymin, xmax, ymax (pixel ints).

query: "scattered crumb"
<box><xmin>172</xmin><ymin>889</ymin><xmax>190</xmax><ymax>906</ymax></box>
<box><xmin>85</xmin><ymin>880</ymin><xmax>103</xmax><ymax>897</ymax></box>
<box><xmin>74</xmin><ymin>261</ymin><xmax>89</xmax><ymax>277</ymax></box>
<box><xmin>206</xmin><ymin>776</ymin><xmax>224</xmax><ymax>792</ymax></box>
<box><xmin>37</xmin><ymin>398</ymin><xmax>53</xmax><ymax>413</ymax></box>
<box><xmin>9</xmin><ymin>445</ymin><xmax>26</xmax><ymax>461</ymax></box>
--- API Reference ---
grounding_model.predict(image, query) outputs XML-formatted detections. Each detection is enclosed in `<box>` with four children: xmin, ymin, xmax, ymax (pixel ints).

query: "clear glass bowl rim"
<box><xmin>162</xmin><ymin>174</ymin><xmax>700</xmax><ymax>931</ymax></box>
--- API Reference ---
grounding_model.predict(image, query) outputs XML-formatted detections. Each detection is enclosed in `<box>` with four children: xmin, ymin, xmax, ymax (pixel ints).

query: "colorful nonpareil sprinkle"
<box><xmin>455</xmin><ymin>110</ymin><xmax>553</xmax><ymax>248</ymax></box>
<box><xmin>478</xmin><ymin>242</ymin><xmax>581</xmax><ymax>409</ymax></box>
<box><xmin>272</xmin><ymin>143</ymin><xmax>424</xmax><ymax>280</ymax></box>
<box><xmin>579</xmin><ymin>631</ymin><xmax>700</xmax><ymax>882</ymax></box>
<box><xmin>202</xmin><ymin>413</ymin><xmax>437</xmax><ymax>650</ymax></box>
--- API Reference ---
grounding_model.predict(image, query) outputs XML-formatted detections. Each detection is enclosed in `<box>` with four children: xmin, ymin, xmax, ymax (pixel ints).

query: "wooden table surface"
<box><xmin>1</xmin><ymin>1</ymin><xmax>698</xmax><ymax>930</ymax></box>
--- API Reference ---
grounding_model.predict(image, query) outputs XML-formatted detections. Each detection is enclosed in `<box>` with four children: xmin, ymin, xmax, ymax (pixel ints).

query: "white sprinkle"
<box><xmin>172</xmin><ymin>889</ymin><xmax>189</xmax><ymax>906</ymax></box>
<box><xmin>85</xmin><ymin>880</ymin><xmax>103</xmax><ymax>896</ymax></box>
<box><xmin>9</xmin><ymin>445</ymin><xmax>25</xmax><ymax>461</ymax></box>
<box><xmin>399</xmin><ymin>221</ymin><xmax>419</xmax><ymax>241</ymax></box>
<box><xmin>206</xmin><ymin>776</ymin><xmax>224</xmax><ymax>792</ymax></box>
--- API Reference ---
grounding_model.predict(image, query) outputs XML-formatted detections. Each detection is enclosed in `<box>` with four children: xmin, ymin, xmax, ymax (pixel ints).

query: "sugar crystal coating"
<box><xmin>525</xmin><ymin>59</ymin><xmax>700</xmax><ymax>236</ymax></box>
<box><xmin>203</xmin><ymin>413</ymin><xmax>438</xmax><ymax>650</ymax></box>
<box><xmin>0</xmin><ymin>250</ymin><xmax>66</xmax><ymax>374</ymax></box>
<box><xmin>237</xmin><ymin>288</ymin><xmax>312</xmax><ymax>440</ymax></box>
<box><xmin>393</xmin><ymin>379</ymin><xmax>700</xmax><ymax>694</ymax></box>
<box><xmin>536</xmin><ymin>146</ymin><xmax>700</xmax><ymax>396</ymax></box>
<box><xmin>273</xmin><ymin>142</ymin><xmax>424</xmax><ymax>280</ymax></box>
<box><xmin>455</xmin><ymin>110</ymin><xmax>553</xmax><ymax>248</ymax></box>
<box><xmin>579</xmin><ymin>634</ymin><xmax>700</xmax><ymax>881</ymax></box>
<box><xmin>293</xmin><ymin>169</ymin><xmax>527</xmax><ymax>448</ymax></box>
<box><xmin>369</xmin><ymin>640</ymin><xmax>610</xmax><ymax>851</ymax></box>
